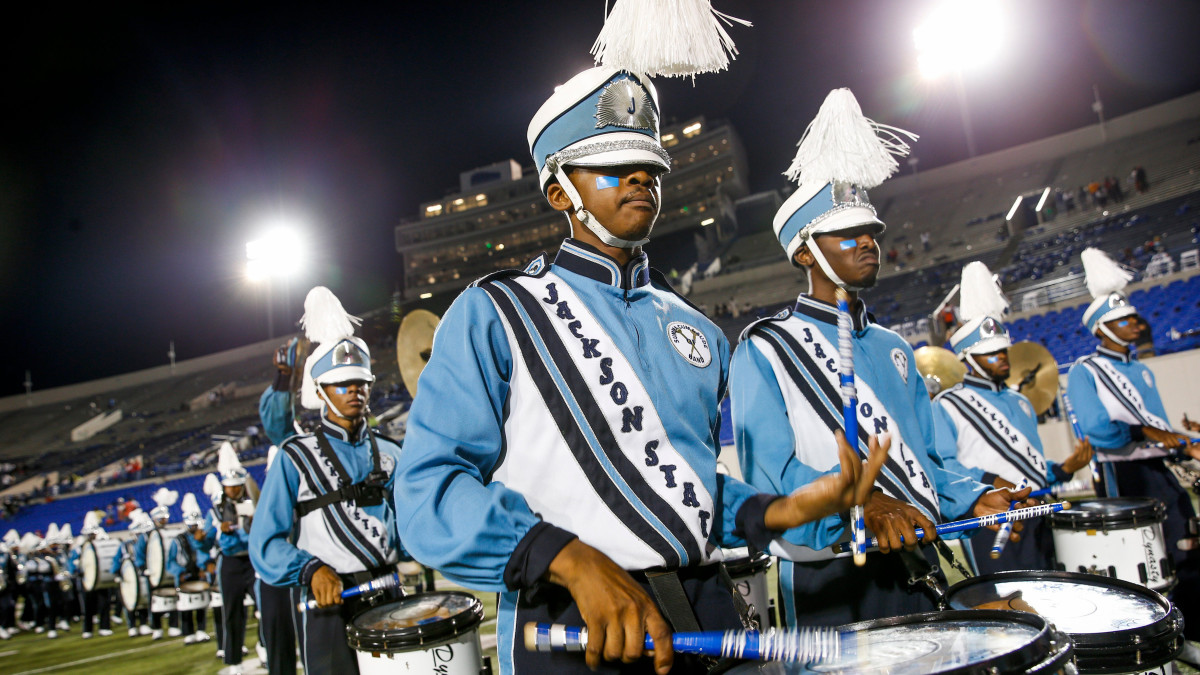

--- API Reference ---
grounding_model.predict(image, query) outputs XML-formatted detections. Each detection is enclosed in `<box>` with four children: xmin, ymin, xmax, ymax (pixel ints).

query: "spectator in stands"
<box><xmin>886</xmin><ymin>245</ymin><xmax>899</xmax><ymax>263</ymax></box>
<box><xmin>1133</xmin><ymin>166</ymin><xmax>1149</xmax><ymax>193</ymax></box>
<box><xmin>920</xmin><ymin>231</ymin><xmax>931</xmax><ymax>251</ymax></box>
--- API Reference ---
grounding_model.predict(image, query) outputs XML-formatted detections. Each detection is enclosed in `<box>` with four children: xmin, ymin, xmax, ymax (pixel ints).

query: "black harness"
<box><xmin>295</xmin><ymin>426</ymin><xmax>388</xmax><ymax>518</ymax></box>
<box><xmin>175</xmin><ymin>531</ymin><xmax>199</xmax><ymax>580</ymax></box>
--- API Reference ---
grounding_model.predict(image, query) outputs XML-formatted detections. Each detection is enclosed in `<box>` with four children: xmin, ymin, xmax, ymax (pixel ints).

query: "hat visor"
<box><xmin>220</xmin><ymin>476</ymin><xmax>247</xmax><ymax>487</ymax></box>
<box><xmin>314</xmin><ymin>365</ymin><xmax>375</xmax><ymax>386</ymax></box>
<box><xmin>959</xmin><ymin>335</ymin><xmax>1012</xmax><ymax>357</ymax></box>
<box><xmin>1095</xmin><ymin>305</ymin><xmax>1138</xmax><ymax>331</ymax></box>
<box><xmin>783</xmin><ymin>206</ymin><xmax>886</xmax><ymax>264</ymax></box>
<box><xmin>540</xmin><ymin>133</ymin><xmax>670</xmax><ymax>187</ymax></box>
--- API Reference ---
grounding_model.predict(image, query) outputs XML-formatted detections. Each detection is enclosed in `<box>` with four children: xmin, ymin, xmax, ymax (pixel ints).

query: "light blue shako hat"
<box><xmin>1080</xmin><ymin>247</ymin><xmax>1138</xmax><ymax>346</ymax></box>
<box><xmin>949</xmin><ymin>261</ymin><xmax>1012</xmax><ymax>374</ymax></box>
<box><xmin>299</xmin><ymin>286</ymin><xmax>374</xmax><ymax>418</ymax></box>
<box><xmin>527</xmin><ymin>0</ymin><xmax>752</xmax><ymax>249</ymax></box>
<box><xmin>773</xmin><ymin>89</ymin><xmax>916</xmax><ymax>291</ymax></box>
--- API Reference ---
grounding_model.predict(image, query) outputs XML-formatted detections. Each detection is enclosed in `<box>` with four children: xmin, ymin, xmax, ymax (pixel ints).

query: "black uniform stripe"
<box><xmin>754</xmin><ymin>325</ymin><xmax>941</xmax><ymax>518</ymax></box>
<box><xmin>481</xmin><ymin>280</ymin><xmax>686</xmax><ymax>567</ymax></box>
<box><xmin>281</xmin><ymin>443</ymin><xmax>377</xmax><ymax>570</ymax></box>
<box><xmin>941</xmin><ymin>393</ymin><xmax>1047</xmax><ymax>487</ymax></box>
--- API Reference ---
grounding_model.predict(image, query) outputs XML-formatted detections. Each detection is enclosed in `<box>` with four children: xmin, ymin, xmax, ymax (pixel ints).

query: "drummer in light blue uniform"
<box><xmin>933</xmin><ymin>262</ymin><xmax>1092</xmax><ymax>574</ymax></box>
<box><xmin>393</xmin><ymin>68</ymin><xmax>886</xmax><ymax>675</ymax></box>
<box><xmin>250</xmin><ymin>287</ymin><xmax>405</xmax><ymax>675</ymax></box>
<box><xmin>732</xmin><ymin>89</ymin><xmax>1028</xmax><ymax>628</ymax></box>
<box><xmin>1066</xmin><ymin>247</ymin><xmax>1200</xmax><ymax>650</ymax></box>
<box><xmin>110</xmin><ymin>508</ymin><xmax>153</xmax><ymax>637</ymax></box>
<box><xmin>71</xmin><ymin>511</ymin><xmax>114</xmax><ymax>638</ymax></box>
<box><xmin>166</xmin><ymin>493</ymin><xmax>214</xmax><ymax>646</ymax></box>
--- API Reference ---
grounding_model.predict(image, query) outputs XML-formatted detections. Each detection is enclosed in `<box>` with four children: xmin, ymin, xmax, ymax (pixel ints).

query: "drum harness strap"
<box><xmin>642</xmin><ymin>563</ymin><xmax>759</xmax><ymax>673</ymax></box>
<box><xmin>898</xmin><ymin>543</ymin><xmax>973</xmax><ymax>610</ymax></box>
<box><xmin>175</xmin><ymin>531</ymin><xmax>199</xmax><ymax>581</ymax></box>
<box><xmin>294</xmin><ymin>427</ymin><xmax>387</xmax><ymax>519</ymax></box>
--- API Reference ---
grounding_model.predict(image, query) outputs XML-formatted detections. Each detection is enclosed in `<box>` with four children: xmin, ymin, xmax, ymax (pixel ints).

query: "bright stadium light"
<box><xmin>245</xmin><ymin>222</ymin><xmax>306</xmax><ymax>338</ymax></box>
<box><xmin>914</xmin><ymin>1</ymin><xmax>1007</xmax><ymax>81</ymax></box>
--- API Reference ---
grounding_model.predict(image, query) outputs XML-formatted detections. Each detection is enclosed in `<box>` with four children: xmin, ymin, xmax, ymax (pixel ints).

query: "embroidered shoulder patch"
<box><xmin>523</xmin><ymin>255</ymin><xmax>547</xmax><ymax>276</ymax></box>
<box><xmin>667</xmin><ymin>322</ymin><xmax>712</xmax><ymax>368</ymax></box>
<box><xmin>891</xmin><ymin>348</ymin><xmax>909</xmax><ymax>384</ymax></box>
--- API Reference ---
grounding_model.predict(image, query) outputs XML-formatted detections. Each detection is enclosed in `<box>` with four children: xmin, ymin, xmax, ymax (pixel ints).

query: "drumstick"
<box><xmin>830</xmin><ymin>501</ymin><xmax>1069</xmax><ymax>554</ymax></box>
<box><xmin>990</xmin><ymin>478</ymin><xmax>1029</xmax><ymax>559</ymax></box>
<box><xmin>1061</xmin><ymin>393</ymin><xmax>1100</xmax><ymax>485</ymax></box>
<box><xmin>523</xmin><ymin>622</ymin><xmax>842</xmax><ymax>663</ymax></box>
<box><xmin>835</xmin><ymin>288</ymin><xmax>866</xmax><ymax>568</ymax></box>
<box><xmin>296</xmin><ymin>571</ymin><xmax>403</xmax><ymax>611</ymax></box>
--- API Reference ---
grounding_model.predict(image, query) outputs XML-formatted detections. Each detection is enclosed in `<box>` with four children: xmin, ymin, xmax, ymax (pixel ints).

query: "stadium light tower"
<box><xmin>246</xmin><ymin>224</ymin><xmax>306</xmax><ymax>339</ymax></box>
<box><xmin>914</xmin><ymin>0</ymin><xmax>1008</xmax><ymax>157</ymax></box>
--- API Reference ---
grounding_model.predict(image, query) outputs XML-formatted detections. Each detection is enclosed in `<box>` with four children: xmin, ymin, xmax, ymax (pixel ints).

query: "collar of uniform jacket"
<box><xmin>319</xmin><ymin>415</ymin><xmax>366</xmax><ymax>444</ymax></box>
<box><xmin>793</xmin><ymin>294</ymin><xmax>873</xmax><ymax>332</ymax></box>
<box><xmin>554</xmin><ymin>238</ymin><xmax>651</xmax><ymax>291</ymax></box>
<box><xmin>1096</xmin><ymin>345</ymin><xmax>1133</xmax><ymax>363</ymax></box>
<box><xmin>962</xmin><ymin>373</ymin><xmax>1003</xmax><ymax>393</ymax></box>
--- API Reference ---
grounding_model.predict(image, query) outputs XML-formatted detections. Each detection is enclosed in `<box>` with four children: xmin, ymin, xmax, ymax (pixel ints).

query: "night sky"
<box><xmin>4</xmin><ymin>1</ymin><xmax>1200</xmax><ymax>396</ymax></box>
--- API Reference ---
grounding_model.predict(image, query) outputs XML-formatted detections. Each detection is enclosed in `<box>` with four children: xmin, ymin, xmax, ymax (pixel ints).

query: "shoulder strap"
<box><xmin>294</xmin><ymin>426</ymin><xmax>384</xmax><ymax>518</ymax></box>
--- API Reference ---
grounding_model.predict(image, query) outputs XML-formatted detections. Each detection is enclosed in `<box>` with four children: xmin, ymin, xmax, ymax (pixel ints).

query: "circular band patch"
<box><xmin>667</xmin><ymin>322</ymin><xmax>711</xmax><ymax>368</ymax></box>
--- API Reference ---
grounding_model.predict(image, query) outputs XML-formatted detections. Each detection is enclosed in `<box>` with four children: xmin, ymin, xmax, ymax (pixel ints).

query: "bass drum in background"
<box><xmin>119</xmin><ymin>558</ymin><xmax>149</xmax><ymax>612</ymax></box>
<box><xmin>144</xmin><ymin>525</ymin><xmax>186</xmax><ymax>589</ymax></box>
<box><xmin>81</xmin><ymin>539</ymin><xmax>122</xmax><ymax>591</ymax></box>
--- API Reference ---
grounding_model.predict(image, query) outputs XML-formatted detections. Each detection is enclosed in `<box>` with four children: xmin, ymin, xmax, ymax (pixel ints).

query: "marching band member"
<box><xmin>167</xmin><ymin>493</ymin><xmax>214</xmax><ymax>645</ymax></box>
<box><xmin>110</xmin><ymin>509</ymin><xmax>153</xmax><ymax>636</ymax></box>
<box><xmin>250</xmin><ymin>286</ymin><xmax>405</xmax><ymax>675</ymax></box>
<box><xmin>1066</xmin><ymin>247</ymin><xmax>1200</xmax><ymax>648</ymax></box>
<box><xmin>33</xmin><ymin>525</ymin><xmax>67</xmax><ymax>638</ymax></box>
<box><xmin>393</xmin><ymin>66</ymin><xmax>886</xmax><ymax>675</ymax></box>
<box><xmin>211</xmin><ymin>443</ymin><xmax>258</xmax><ymax>674</ymax></box>
<box><xmin>202</xmin><ymin>473</ymin><xmax>228</xmax><ymax>659</ymax></box>
<box><xmin>148</xmin><ymin>488</ymin><xmax>179</xmax><ymax>638</ymax></box>
<box><xmin>72</xmin><ymin>511</ymin><xmax>114</xmax><ymax>638</ymax></box>
<box><xmin>933</xmin><ymin>262</ymin><xmax>1092</xmax><ymax>574</ymax></box>
<box><xmin>0</xmin><ymin>530</ymin><xmax>17</xmax><ymax>638</ymax></box>
<box><xmin>732</xmin><ymin>89</ymin><xmax>1029</xmax><ymax>627</ymax></box>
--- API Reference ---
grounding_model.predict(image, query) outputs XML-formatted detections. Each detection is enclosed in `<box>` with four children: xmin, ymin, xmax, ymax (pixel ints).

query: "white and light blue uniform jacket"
<box><xmin>259</xmin><ymin>384</ymin><xmax>295</xmax><ymax>447</ymax></box>
<box><xmin>1067</xmin><ymin>346</ymin><xmax>1176</xmax><ymax>457</ymax></box>
<box><xmin>933</xmin><ymin>375</ymin><xmax>1073</xmax><ymax>488</ymax></box>
<box><xmin>250</xmin><ymin>416</ymin><xmax>404</xmax><ymax>587</ymax></box>
<box><xmin>109</xmin><ymin>533</ymin><xmax>147</xmax><ymax>575</ymax></box>
<box><xmin>394</xmin><ymin>240</ymin><xmax>774</xmax><ymax>596</ymax></box>
<box><xmin>167</xmin><ymin>527</ymin><xmax>216</xmax><ymax>582</ymax></box>
<box><xmin>731</xmin><ymin>296</ymin><xmax>990</xmax><ymax>555</ymax></box>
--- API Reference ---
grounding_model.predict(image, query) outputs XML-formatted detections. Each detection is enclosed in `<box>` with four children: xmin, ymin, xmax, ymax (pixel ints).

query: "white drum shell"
<box><xmin>177</xmin><ymin>583</ymin><xmax>211</xmax><ymax>611</ymax></box>
<box><xmin>353</xmin><ymin>628</ymin><xmax>483</xmax><ymax>675</ymax></box>
<box><xmin>146</xmin><ymin>526</ymin><xmax>185</xmax><ymax>588</ymax></box>
<box><xmin>210</xmin><ymin>590</ymin><xmax>223</xmax><ymax>609</ymax></box>
<box><xmin>119</xmin><ymin>559</ymin><xmax>149</xmax><ymax>612</ymax></box>
<box><xmin>82</xmin><ymin>539</ymin><xmax>122</xmax><ymax>591</ymax></box>
<box><xmin>1052</xmin><ymin>523</ymin><xmax>1173</xmax><ymax>592</ymax></box>
<box><xmin>725</xmin><ymin>556</ymin><xmax>772</xmax><ymax>629</ymax></box>
<box><xmin>151</xmin><ymin>589</ymin><xmax>177</xmax><ymax>613</ymax></box>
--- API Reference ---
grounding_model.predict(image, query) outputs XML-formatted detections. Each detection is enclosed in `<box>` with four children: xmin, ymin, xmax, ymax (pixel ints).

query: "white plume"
<box><xmin>58</xmin><ymin>523</ymin><xmax>72</xmax><ymax>542</ymax></box>
<box><xmin>203</xmin><ymin>474</ymin><xmax>223</xmax><ymax>503</ymax></box>
<box><xmin>44</xmin><ymin>523</ymin><xmax>59</xmax><ymax>542</ymax></box>
<box><xmin>4</xmin><ymin>529</ymin><xmax>19</xmax><ymax>545</ymax></box>
<box><xmin>83</xmin><ymin>511</ymin><xmax>103</xmax><ymax>532</ymax></box>
<box><xmin>958</xmin><ymin>261</ymin><xmax>1008</xmax><ymax>322</ymax></box>
<box><xmin>181</xmin><ymin>493</ymin><xmax>201</xmax><ymax>518</ymax></box>
<box><xmin>1081</xmin><ymin>247</ymin><xmax>1133</xmax><ymax>299</ymax></box>
<box><xmin>590</xmin><ymin>0</ymin><xmax>752</xmax><ymax>78</ymax></box>
<box><xmin>300</xmin><ymin>351</ymin><xmax>323</xmax><ymax>410</ymax></box>
<box><xmin>218</xmin><ymin>442</ymin><xmax>242</xmax><ymax>475</ymax></box>
<box><xmin>300</xmin><ymin>286</ymin><xmax>361</xmax><ymax>346</ymax></box>
<box><xmin>20</xmin><ymin>532</ymin><xmax>40</xmax><ymax>551</ymax></box>
<box><xmin>151</xmin><ymin>487</ymin><xmax>179</xmax><ymax>508</ymax></box>
<box><xmin>784</xmin><ymin>88</ymin><xmax>917</xmax><ymax>187</ymax></box>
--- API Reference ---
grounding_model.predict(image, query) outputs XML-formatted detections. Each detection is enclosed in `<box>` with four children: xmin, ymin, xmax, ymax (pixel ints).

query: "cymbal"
<box><xmin>397</xmin><ymin>309</ymin><xmax>440</xmax><ymax>397</ymax></box>
<box><xmin>914</xmin><ymin>346</ymin><xmax>965</xmax><ymax>395</ymax></box>
<box><xmin>1006</xmin><ymin>341</ymin><xmax>1059</xmax><ymax>415</ymax></box>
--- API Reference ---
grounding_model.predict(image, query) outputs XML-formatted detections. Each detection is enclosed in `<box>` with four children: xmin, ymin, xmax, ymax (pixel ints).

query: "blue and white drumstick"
<box><xmin>835</xmin><ymin>288</ymin><xmax>866</xmax><ymax>567</ymax></box>
<box><xmin>523</xmin><ymin>622</ymin><xmax>842</xmax><ymax>663</ymax></box>
<box><xmin>296</xmin><ymin>572</ymin><xmax>402</xmax><ymax>612</ymax></box>
<box><xmin>1061</xmin><ymin>393</ymin><xmax>1100</xmax><ymax>485</ymax></box>
<box><xmin>990</xmin><ymin>478</ymin><xmax>1029</xmax><ymax>559</ymax></box>
<box><xmin>831</xmin><ymin>501</ymin><xmax>1069</xmax><ymax>554</ymax></box>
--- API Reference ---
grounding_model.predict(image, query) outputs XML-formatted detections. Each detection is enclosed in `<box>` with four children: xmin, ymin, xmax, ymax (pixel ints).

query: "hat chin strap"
<box><xmin>805</xmin><ymin>237</ymin><xmax>864</xmax><ymax>293</ymax></box>
<box><xmin>554</xmin><ymin>167</ymin><xmax>649</xmax><ymax>248</ymax></box>
<box><xmin>1097</xmin><ymin>323</ymin><xmax>1131</xmax><ymax>347</ymax></box>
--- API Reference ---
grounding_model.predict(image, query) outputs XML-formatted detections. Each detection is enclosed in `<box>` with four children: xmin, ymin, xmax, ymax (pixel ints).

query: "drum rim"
<box><xmin>1049</xmin><ymin>497</ymin><xmax>1166</xmax><ymax>530</ymax></box>
<box><xmin>119</xmin><ymin>559</ymin><xmax>148</xmax><ymax>612</ymax></box>
<box><xmin>152</xmin><ymin>587</ymin><xmax>178</xmax><ymax>597</ymax></box>
<box><xmin>723</xmin><ymin>552</ymin><xmax>773</xmax><ymax>576</ymax></box>
<box><xmin>835</xmin><ymin>609</ymin><xmax>1061</xmax><ymax>675</ymax></box>
<box><xmin>179</xmin><ymin>580</ymin><xmax>211</xmax><ymax>593</ymax></box>
<box><xmin>945</xmin><ymin>571</ymin><xmax>1180</xmax><ymax>651</ymax></box>
<box><xmin>345</xmin><ymin>591</ymin><xmax>484</xmax><ymax>653</ymax></box>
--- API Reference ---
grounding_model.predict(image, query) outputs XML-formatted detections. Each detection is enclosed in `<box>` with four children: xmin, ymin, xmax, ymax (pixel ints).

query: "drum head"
<box><xmin>346</xmin><ymin>591</ymin><xmax>483</xmax><ymax>654</ymax></box>
<box><xmin>947</xmin><ymin>571</ymin><xmax>1183</xmax><ymax>672</ymax></box>
<box><xmin>1050</xmin><ymin>497</ymin><xmax>1165</xmax><ymax>531</ymax></box>
<box><xmin>146</xmin><ymin>529</ymin><xmax>165</xmax><ymax>587</ymax></box>
<box><xmin>180</xmin><ymin>580</ymin><xmax>209</xmax><ymax>593</ymax></box>
<box><xmin>152</xmin><ymin>588</ymin><xmax>177</xmax><ymax>599</ymax></box>
<box><xmin>724</xmin><ymin>611</ymin><xmax>1070</xmax><ymax>675</ymax></box>
<box><xmin>81</xmin><ymin>543</ymin><xmax>98</xmax><ymax>590</ymax></box>
<box><xmin>119</xmin><ymin>559</ymin><xmax>140</xmax><ymax>610</ymax></box>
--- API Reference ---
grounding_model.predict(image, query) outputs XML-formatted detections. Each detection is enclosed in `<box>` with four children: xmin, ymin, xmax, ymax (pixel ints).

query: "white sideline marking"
<box><xmin>0</xmin><ymin>649</ymin><xmax>18</xmax><ymax>657</ymax></box>
<box><xmin>12</xmin><ymin>638</ymin><xmax>181</xmax><ymax>674</ymax></box>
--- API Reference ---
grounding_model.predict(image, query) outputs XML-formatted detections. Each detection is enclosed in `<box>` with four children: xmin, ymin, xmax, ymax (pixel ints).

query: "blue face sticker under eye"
<box><xmin>839</xmin><ymin>240</ymin><xmax>857</xmax><ymax>250</ymax></box>
<box><xmin>984</xmin><ymin>354</ymin><xmax>1001</xmax><ymax>364</ymax></box>
<box><xmin>595</xmin><ymin>175</ymin><xmax>621</xmax><ymax>190</ymax></box>
<box><xmin>334</xmin><ymin>386</ymin><xmax>350</xmax><ymax>394</ymax></box>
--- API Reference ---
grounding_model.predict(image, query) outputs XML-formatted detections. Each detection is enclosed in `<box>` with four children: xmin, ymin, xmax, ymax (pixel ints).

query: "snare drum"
<box><xmin>177</xmin><ymin>580</ymin><xmax>211</xmax><ymax>611</ymax></box>
<box><xmin>81</xmin><ymin>539</ymin><xmax>122</xmax><ymax>591</ymax></box>
<box><xmin>1050</xmin><ymin>498</ymin><xmax>1175</xmax><ymax>592</ymax></box>
<box><xmin>151</xmin><ymin>587</ymin><xmax>178</xmax><ymax>613</ymax></box>
<box><xmin>946</xmin><ymin>570</ymin><xmax>1183</xmax><ymax>674</ymax></box>
<box><xmin>145</xmin><ymin>526</ymin><xmax>185</xmax><ymax>588</ymax></box>
<box><xmin>210</xmin><ymin>590</ymin><xmax>223</xmax><ymax>609</ymax></box>
<box><xmin>346</xmin><ymin>591</ymin><xmax>484</xmax><ymax>675</ymax></box>
<box><xmin>716</xmin><ymin>610</ymin><xmax>1074</xmax><ymax>674</ymax></box>
<box><xmin>119</xmin><ymin>558</ymin><xmax>149</xmax><ymax>612</ymax></box>
<box><xmin>723</xmin><ymin>547</ymin><xmax>775</xmax><ymax>629</ymax></box>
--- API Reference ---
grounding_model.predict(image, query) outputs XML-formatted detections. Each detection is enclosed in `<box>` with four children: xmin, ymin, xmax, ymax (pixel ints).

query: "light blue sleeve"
<box><xmin>392</xmin><ymin>287</ymin><xmax>543</xmax><ymax>593</ymax></box>
<box><xmin>259</xmin><ymin>386</ymin><xmax>295</xmax><ymax>447</ymax></box>
<box><xmin>166</xmin><ymin>539</ymin><xmax>184</xmax><ymax>581</ymax></box>
<box><xmin>134</xmin><ymin>535</ymin><xmax>148</xmax><ymax>568</ymax></box>
<box><xmin>912</xmin><ymin>360</ymin><xmax>990</xmax><ymax>522</ymax></box>
<box><xmin>1067</xmin><ymin>364</ymin><xmax>1131</xmax><ymax>450</ymax></box>
<box><xmin>194</xmin><ymin>533</ymin><xmax>214</xmax><ymax>568</ymax></box>
<box><xmin>931</xmin><ymin>397</ymin><xmax>987</xmax><ymax>483</ymax></box>
<box><xmin>218</xmin><ymin>525</ymin><xmax>250</xmax><ymax>556</ymax></box>
<box><xmin>730</xmin><ymin>338</ymin><xmax>844</xmax><ymax>549</ymax></box>
<box><xmin>67</xmin><ymin>549</ymin><xmax>80</xmax><ymax>574</ymax></box>
<box><xmin>109</xmin><ymin>546</ymin><xmax>124</xmax><ymax>575</ymax></box>
<box><xmin>249</xmin><ymin>453</ymin><xmax>315</xmax><ymax>587</ymax></box>
<box><xmin>709</xmin><ymin>334</ymin><xmax>764</xmax><ymax>549</ymax></box>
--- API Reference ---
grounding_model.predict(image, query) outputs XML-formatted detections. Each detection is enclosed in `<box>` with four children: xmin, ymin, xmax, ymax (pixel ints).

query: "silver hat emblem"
<box><xmin>595</xmin><ymin>78</ymin><xmax>658</xmax><ymax>131</ymax></box>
